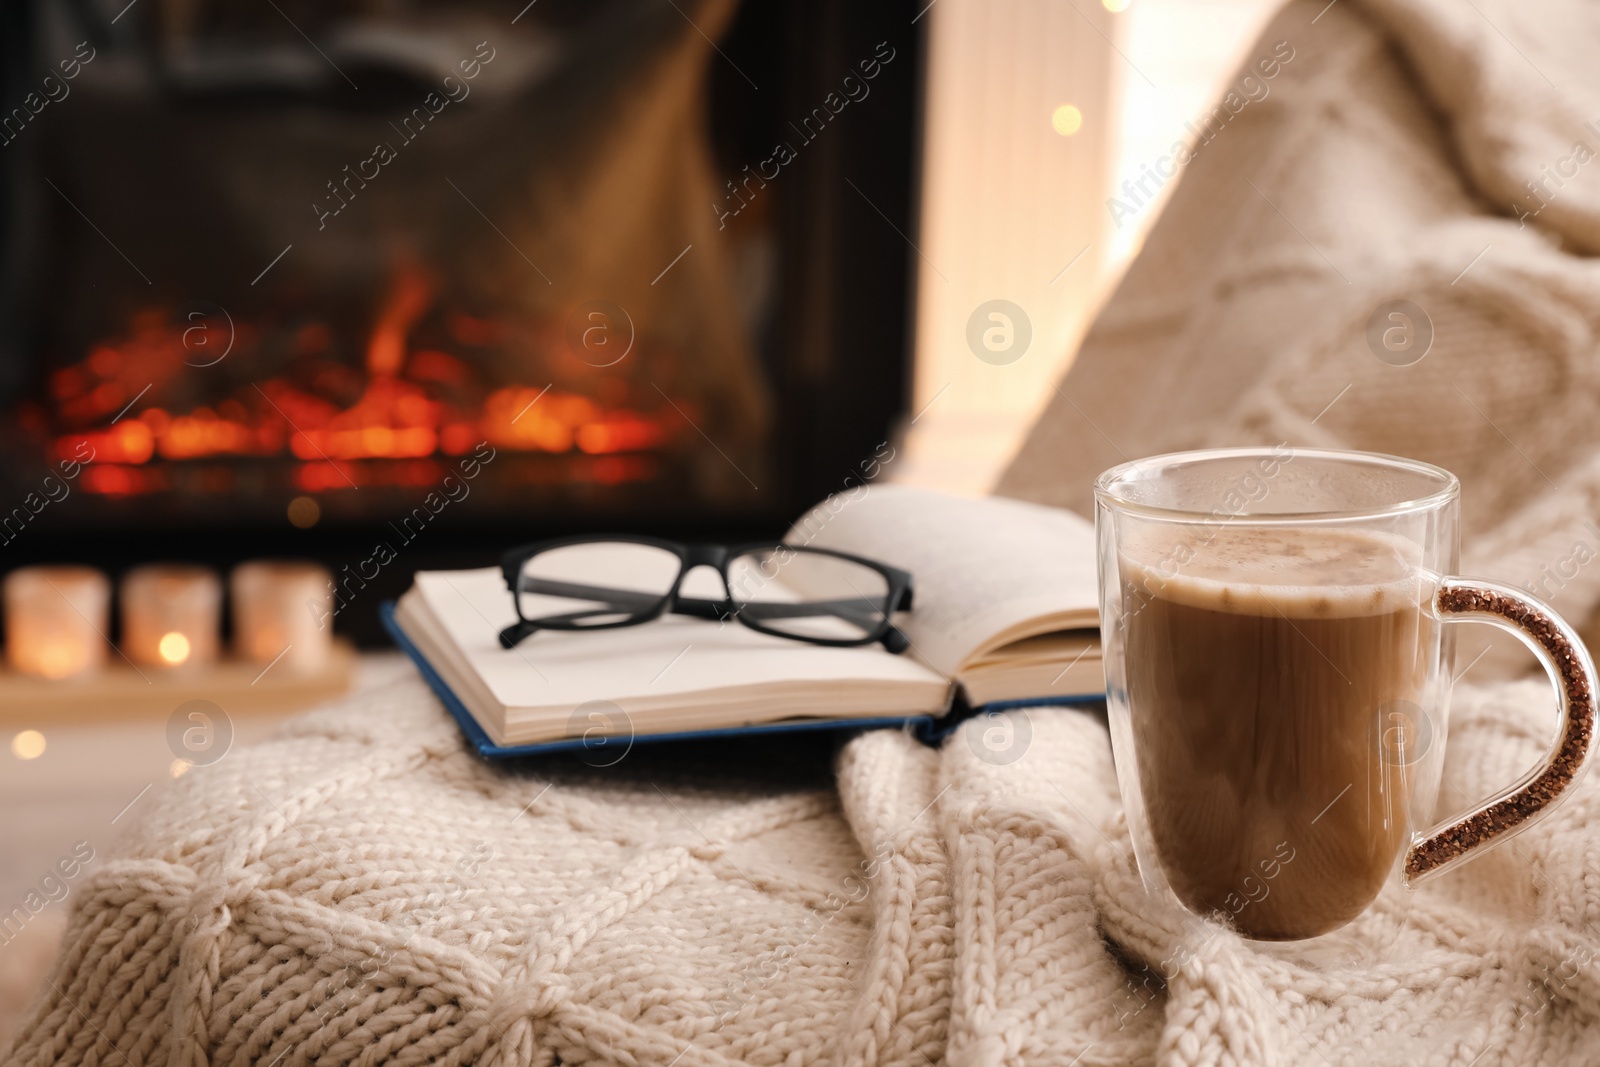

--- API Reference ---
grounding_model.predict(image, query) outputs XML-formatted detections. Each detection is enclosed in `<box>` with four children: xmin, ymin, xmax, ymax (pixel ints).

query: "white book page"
<box><xmin>785</xmin><ymin>485</ymin><xmax>1100</xmax><ymax>675</ymax></box>
<box><xmin>412</xmin><ymin>568</ymin><xmax>947</xmax><ymax>722</ymax></box>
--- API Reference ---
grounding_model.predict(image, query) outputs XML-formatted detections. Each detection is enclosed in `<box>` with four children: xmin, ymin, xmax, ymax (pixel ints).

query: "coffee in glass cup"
<box><xmin>1096</xmin><ymin>448</ymin><xmax>1597</xmax><ymax>941</ymax></box>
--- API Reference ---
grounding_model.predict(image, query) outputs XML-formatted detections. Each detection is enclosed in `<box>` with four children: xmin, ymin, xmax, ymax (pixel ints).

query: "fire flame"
<box><xmin>36</xmin><ymin>273</ymin><xmax>686</xmax><ymax>496</ymax></box>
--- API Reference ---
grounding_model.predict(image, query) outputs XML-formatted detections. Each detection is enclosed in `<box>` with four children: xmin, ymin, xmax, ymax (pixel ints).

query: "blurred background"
<box><xmin>0</xmin><ymin>0</ymin><xmax>1279</xmax><ymax>1036</ymax></box>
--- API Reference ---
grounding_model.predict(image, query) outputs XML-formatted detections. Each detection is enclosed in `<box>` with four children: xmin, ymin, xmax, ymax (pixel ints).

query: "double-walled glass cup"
<box><xmin>1095</xmin><ymin>447</ymin><xmax>1598</xmax><ymax>941</ymax></box>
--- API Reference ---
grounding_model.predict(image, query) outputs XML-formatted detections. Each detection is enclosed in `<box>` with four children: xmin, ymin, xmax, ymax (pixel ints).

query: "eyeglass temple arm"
<box><xmin>671</xmin><ymin>595</ymin><xmax>911</xmax><ymax>653</ymax></box>
<box><xmin>507</xmin><ymin>579</ymin><xmax>912</xmax><ymax>652</ymax></box>
<box><xmin>521</xmin><ymin>581</ymin><xmax>892</xmax><ymax>626</ymax></box>
<box><xmin>498</xmin><ymin>619</ymin><xmax>537</xmax><ymax>648</ymax></box>
<box><xmin>501</xmin><ymin>578</ymin><xmax>665</xmax><ymax>649</ymax></box>
<box><xmin>498</xmin><ymin>606</ymin><xmax>635</xmax><ymax>648</ymax></box>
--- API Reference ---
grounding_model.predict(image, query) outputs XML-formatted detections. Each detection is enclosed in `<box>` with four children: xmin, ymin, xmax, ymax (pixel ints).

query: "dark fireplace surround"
<box><xmin>0</xmin><ymin>0</ymin><xmax>922</xmax><ymax>644</ymax></box>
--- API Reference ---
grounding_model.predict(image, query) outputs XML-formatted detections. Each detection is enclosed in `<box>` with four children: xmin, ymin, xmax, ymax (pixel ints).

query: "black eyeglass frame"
<box><xmin>497</xmin><ymin>535</ymin><xmax>915</xmax><ymax>653</ymax></box>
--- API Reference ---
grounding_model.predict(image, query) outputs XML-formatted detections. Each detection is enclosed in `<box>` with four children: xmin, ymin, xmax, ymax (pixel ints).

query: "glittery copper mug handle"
<box><xmin>1404</xmin><ymin>578</ymin><xmax>1600</xmax><ymax>885</ymax></box>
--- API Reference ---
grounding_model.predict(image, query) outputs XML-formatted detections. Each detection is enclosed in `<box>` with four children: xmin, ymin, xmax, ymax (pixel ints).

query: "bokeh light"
<box><xmin>158</xmin><ymin>631</ymin><xmax>192</xmax><ymax>665</ymax></box>
<box><xmin>11</xmin><ymin>730</ymin><xmax>46</xmax><ymax>760</ymax></box>
<box><xmin>287</xmin><ymin>495</ymin><xmax>321</xmax><ymax>528</ymax></box>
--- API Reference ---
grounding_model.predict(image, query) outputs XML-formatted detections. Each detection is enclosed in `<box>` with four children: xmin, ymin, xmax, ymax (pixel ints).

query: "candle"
<box><xmin>3</xmin><ymin>566</ymin><xmax>110</xmax><ymax>679</ymax></box>
<box><xmin>121</xmin><ymin>565</ymin><xmax>221</xmax><ymax>670</ymax></box>
<box><xmin>231</xmin><ymin>561</ymin><xmax>333</xmax><ymax>674</ymax></box>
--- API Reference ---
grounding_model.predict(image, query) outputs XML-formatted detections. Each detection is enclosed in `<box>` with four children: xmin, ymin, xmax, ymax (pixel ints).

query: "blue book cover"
<box><xmin>381</xmin><ymin>600</ymin><xmax>964</xmax><ymax>759</ymax></box>
<box><xmin>380</xmin><ymin>488</ymin><xmax>1108</xmax><ymax>759</ymax></box>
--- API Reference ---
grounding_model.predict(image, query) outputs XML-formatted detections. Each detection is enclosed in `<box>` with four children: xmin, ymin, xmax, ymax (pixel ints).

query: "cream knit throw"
<box><xmin>999</xmin><ymin>0</ymin><xmax>1600</xmax><ymax>677</ymax></box>
<box><xmin>4</xmin><ymin>668</ymin><xmax>1597</xmax><ymax>1067</ymax></box>
<box><xmin>13</xmin><ymin>0</ymin><xmax>1600</xmax><ymax>1062</ymax></box>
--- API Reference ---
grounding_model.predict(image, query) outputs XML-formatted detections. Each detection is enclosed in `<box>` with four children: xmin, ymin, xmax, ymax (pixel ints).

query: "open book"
<box><xmin>386</xmin><ymin>485</ymin><xmax>1103</xmax><ymax>753</ymax></box>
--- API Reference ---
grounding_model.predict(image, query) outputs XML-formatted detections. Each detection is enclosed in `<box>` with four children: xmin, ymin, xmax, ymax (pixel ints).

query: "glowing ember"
<box><xmin>31</xmin><ymin>283</ymin><xmax>688</xmax><ymax>496</ymax></box>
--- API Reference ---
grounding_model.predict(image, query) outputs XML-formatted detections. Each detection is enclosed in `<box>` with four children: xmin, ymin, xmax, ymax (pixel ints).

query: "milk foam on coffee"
<box><xmin>1120</xmin><ymin>525</ymin><xmax>1435</xmax><ymax>940</ymax></box>
<box><xmin>1122</xmin><ymin>524</ymin><xmax>1424</xmax><ymax>616</ymax></box>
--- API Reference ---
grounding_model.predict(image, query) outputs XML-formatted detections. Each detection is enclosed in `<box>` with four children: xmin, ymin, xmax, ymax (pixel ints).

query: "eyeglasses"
<box><xmin>497</xmin><ymin>536</ymin><xmax>914</xmax><ymax>652</ymax></box>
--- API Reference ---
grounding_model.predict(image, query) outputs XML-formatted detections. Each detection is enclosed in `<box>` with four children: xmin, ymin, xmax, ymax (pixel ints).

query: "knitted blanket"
<box><xmin>13</xmin><ymin>0</ymin><xmax>1600</xmax><ymax>1063</ymax></box>
<box><xmin>999</xmin><ymin>0</ymin><xmax>1600</xmax><ymax>679</ymax></box>
<box><xmin>4</xmin><ymin>669</ymin><xmax>1595</xmax><ymax>1067</ymax></box>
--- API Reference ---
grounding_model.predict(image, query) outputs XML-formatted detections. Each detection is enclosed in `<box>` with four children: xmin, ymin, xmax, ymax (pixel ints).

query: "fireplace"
<box><xmin>0</xmin><ymin>0</ymin><xmax>921</xmax><ymax>640</ymax></box>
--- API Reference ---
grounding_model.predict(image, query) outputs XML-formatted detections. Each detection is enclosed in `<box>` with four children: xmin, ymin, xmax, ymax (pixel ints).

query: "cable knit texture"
<box><xmin>11</xmin><ymin>1</ymin><xmax>1600</xmax><ymax>1063</ymax></box>
<box><xmin>998</xmin><ymin>0</ymin><xmax>1600</xmax><ymax>677</ymax></box>
<box><xmin>2</xmin><ymin>668</ymin><xmax>1597</xmax><ymax>1066</ymax></box>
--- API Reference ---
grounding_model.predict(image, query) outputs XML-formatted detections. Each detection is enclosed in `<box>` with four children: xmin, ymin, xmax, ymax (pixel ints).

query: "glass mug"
<box><xmin>1095</xmin><ymin>447</ymin><xmax>1597</xmax><ymax>941</ymax></box>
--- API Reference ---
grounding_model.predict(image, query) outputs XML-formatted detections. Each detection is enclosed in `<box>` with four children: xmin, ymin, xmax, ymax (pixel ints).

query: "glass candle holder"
<box><xmin>231</xmin><ymin>560</ymin><xmax>333</xmax><ymax>674</ymax></box>
<box><xmin>4</xmin><ymin>565</ymin><xmax>110</xmax><ymax>679</ymax></box>
<box><xmin>121</xmin><ymin>565</ymin><xmax>222</xmax><ymax>670</ymax></box>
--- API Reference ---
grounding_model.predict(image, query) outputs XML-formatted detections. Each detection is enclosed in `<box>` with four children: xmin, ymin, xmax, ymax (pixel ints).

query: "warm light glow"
<box><xmin>11</xmin><ymin>730</ymin><xmax>46</xmax><ymax>760</ymax></box>
<box><xmin>170</xmin><ymin>759</ymin><xmax>191</xmax><ymax>778</ymax></box>
<box><xmin>366</xmin><ymin>265</ymin><xmax>434</xmax><ymax>377</ymax></box>
<box><xmin>231</xmin><ymin>561</ymin><xmax>334</xmax><ymax>674</ymax></box>
<box><xmin>35</xmin><ymin>645</ymin><xmax>84</xmax><ymax>679</ymax></box>
<box><xmin>4</xmin><ymin>566</ymin><xmax>109</xmax><ymax>678</ymax></box>
<box><xmin>1051</xmin><ymin>104</ymin><xmax>1084</xmax><ymax>136</ymax></box>
<box><xmin>122</xmin><ymin>566</ymin><xmax>219</xmax><ymax>670</ymax></box>
<box><xmin>59</xmin><ymin>372</ymin><xmax>676</xmax><ymax>480</ymax></box>
<box><xmin>1102</xmin><ymin>0</ymin><xmax>1131</xmax><ymax>11</ymax></box>
<box><xmin>287</xmin><ymin>496</ymin><xmax>321</xmax><ymax>529</ymax></box>
<box><xmin>157</xmin><ymin>631</ymin><xmax>192</xmax><ymax>665</ymax></box>
<box><xmin>40</xmin><ymin>266</ymin><xmax>685</xmax><ymax>500</ymax></box>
